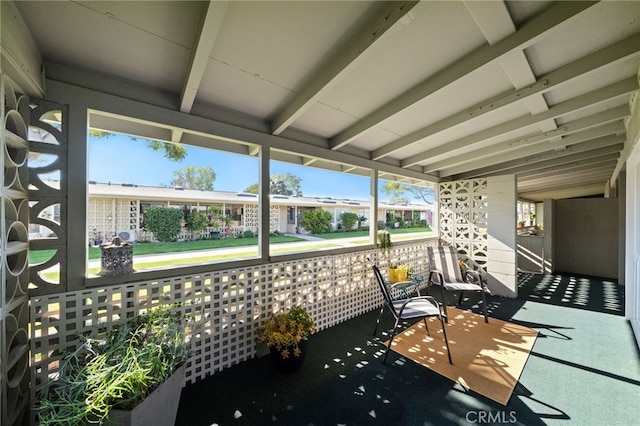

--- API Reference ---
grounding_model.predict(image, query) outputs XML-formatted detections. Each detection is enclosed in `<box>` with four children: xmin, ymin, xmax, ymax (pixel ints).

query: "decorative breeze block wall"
<box><xmin>27</xmin><ymin>98</ymin><xmax>68</xmax><ymax>296</ymax></box>
<box><xmin>1</xmin><ymin>74</ymin><xmax>31</xmax><ymax>426</ymax></box>
<box><xmin>439</xmin><ymin>179</ymin><xmax>488</xmax><ymax>275</ymax></box>
<box><xmin>439</xmin><ymin>177</ymin><xmax>517</xmax><ymax>297</ymax></box>
<box><xmin>29</xmin><ymin>240</ymin><xmax>436</xmax><ymax>405</ymax></box>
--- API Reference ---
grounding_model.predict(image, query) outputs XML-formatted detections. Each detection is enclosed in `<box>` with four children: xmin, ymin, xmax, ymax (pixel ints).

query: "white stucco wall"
<box><xmin>487</xmin><ymin>175</ymin><xmax>517</xmax><ymax>297</ymax></box>
<box><xmin>626</xmin><ymin>133</ymin><xmax>640</xmax><ymax>347</ymax></box>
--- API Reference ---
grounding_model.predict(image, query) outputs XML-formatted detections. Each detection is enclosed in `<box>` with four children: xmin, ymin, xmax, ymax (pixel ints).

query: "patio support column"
<box><xmin>67</xmin><ymin>103</ymin><xmax>88</xmax><ymax>291</ymax></box>
<box><xmin>369</xmin><ymin>169</ymin><xmax>378</xmax><ymax>248</ymax></box>
<box><xmin>259</xmin><ymin>147</ymin><xmax>270</xmax><ymax>261</ymax></box>
<box><xmin>487</xmin><ymin>174</ymin><xmax>517</xmax><ymax>297</ymax></box>
<box><xmin>543</xmin><ymin>198</ymin><xmax>554</xmax><ymax>274</ymax></box>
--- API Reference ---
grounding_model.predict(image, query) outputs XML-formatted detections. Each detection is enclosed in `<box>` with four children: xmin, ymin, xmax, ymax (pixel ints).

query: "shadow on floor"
<box><xmin>516</xmin><ymin>272</ymin><xmax>624</xmax><ymax>315</ymax></box>
<box><xmin>176</xmin><ymin>305</ymin><xmax>550</xmax><ymax>426</ymax></box>
<box><xmin>176</xmin><ymin>273</ymin><xmax>637</xmax><ymax>425</ymax></box>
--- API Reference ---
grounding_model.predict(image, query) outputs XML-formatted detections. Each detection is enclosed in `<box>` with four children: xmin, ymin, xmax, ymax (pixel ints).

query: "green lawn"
<box><xmin>29</xmin><ymin>227</ymin><xmax>433</xmax><ymax>267</ymax></box>
<box><xmin>312</xmin><ymin>227</ymin><xmax>432</xmax><ymax>239</ymax></box>
<box><xmin>38</xmin><ymin>242</ymin><xmax>341</xmax><ymax>280</ymax></box>
<box><xmin>91</xmin><ymin>235</ymin><xmax>302</xmax><ymax>258</ymax></box>
<box><xmin>29</xmin><ymin>235</ymin><xmax>303</xmax><ymax>265</ymax></box>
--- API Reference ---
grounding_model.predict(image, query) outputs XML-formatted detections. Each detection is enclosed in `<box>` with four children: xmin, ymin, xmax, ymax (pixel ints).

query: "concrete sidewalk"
<box><xmin>86</xmin><ymin>231</ymin><xmax>434</xmax><ymax>272</ymax></box>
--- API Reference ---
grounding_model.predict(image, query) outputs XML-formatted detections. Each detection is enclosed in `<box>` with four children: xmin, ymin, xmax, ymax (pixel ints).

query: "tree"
<box><xmin>146</xmin><ymin>140</ymin><xmax>187</xmax><ymax>162</ymax></box>
<box><xmin>205</xmin><ymin>205</ymin><xmax>224</xmax><ymax>228</ymax></box>
<box><xmin>357</xmin><ymin>215</ymin><xmax>367</xmax><ymax>229</ymax></box>
<box><xmin>300</xmin><ymin>209</ymin><xmax>332</xmax><ymax>234</ymax></box>
<box><xmin>381</xmin><ymin>181</ymin><xmax>434</xmax><ymax>204</ymax></box>
<box><xmin>271</xmin><ymin>173</ymin><xmax>302</xmax><ymax>196</ymax></box>
<box><xmin>244</xmin><ymin>183</ymin><xmax>259</xmax><ymax>193</ymax></box>
<box><xmin>339</xmin><ymin>212</ymin><xmax>358</xmax><ymax>231</ymax></box>
<box><xmin>89</xmin><ymin>130</ymin><xmax>187</xmax><ymax>162</ymax></box>
<box><xmin>244</xmin><ymin>173</ymin><xmax>302</xmax><ymax>196</ymax></box>
<box><xmin>170</xmin><ymin>166</ymin><xmax>216</xmax><ymax>191</ymax></box>
<box><xmin>143</xmin><ymin>207</ymin><xmax>183</xmax><ymax>242</ymax></box>
<box><xmin>185</xmin><ymin>210</ymin><xmax>208</xmax><ymax>233</ymax></box>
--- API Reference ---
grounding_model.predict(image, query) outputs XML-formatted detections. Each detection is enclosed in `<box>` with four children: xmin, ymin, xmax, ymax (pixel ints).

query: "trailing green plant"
<box><xmin>36</xmin><ymin>305</ymin><xmax>192</xmax><ymax>426</ymax></box>
<box><xmin>256</xmin><ymin>306</ymin><xmax>316</xmax><ymax>359</ymax></box>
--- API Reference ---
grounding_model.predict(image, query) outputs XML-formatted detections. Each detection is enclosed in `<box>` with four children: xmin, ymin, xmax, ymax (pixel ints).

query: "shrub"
<box><xmin>144</xmin><ymin>207</ymin><xmax>183</xmax><ymax>242</ymax></box>
<box><xmin>300</xmin><ymin>209</ymin><xmax>332</xmax><ymax>234</ymax></box>
<box><xmin>339</xmin><ymin>212</ymin><xmax>358</xmax><ymax>231</ymax></box>
<box><xmin>243</xmin><ymin>230</ymin><xmax>254</xmax><ymax>238</ymax></box>
<box><xmin>185</xmin><ymin>210</ymin><xmax>208</xmax><ymax>232</ymax></box>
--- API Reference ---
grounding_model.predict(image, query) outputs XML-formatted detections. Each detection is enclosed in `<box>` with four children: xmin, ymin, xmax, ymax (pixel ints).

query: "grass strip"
<box><xmin>40</xmin><ymin>243</ymin><xmax>339</xmax><ymax>280</ymax></box>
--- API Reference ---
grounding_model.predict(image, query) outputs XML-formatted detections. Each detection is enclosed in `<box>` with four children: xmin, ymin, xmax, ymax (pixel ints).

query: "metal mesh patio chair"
<box><xmin>368</xmin><ymin>258</ymin><xmax>452</xmax><ymax>364</ymax></box>
<box><xmin>426</xmin><ymin>246</ymin><xmax>489</xmax><ymax>323</ymax></box>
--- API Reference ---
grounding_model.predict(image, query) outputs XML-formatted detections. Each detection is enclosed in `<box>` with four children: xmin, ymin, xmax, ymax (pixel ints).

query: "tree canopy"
<box><xmin>244</xmin><ymin>173</ymin><xmax>303</xmax><ymax>196</ymax></box>
<box><xmin>381</xmin><ymin>181</ymin><xmax>434</xmax><ymax>205</ymax></box>
<box><xmin>170</xmin><ymin>165</ymin><xmax>216</xmax><ymax>191</ymax></box>
<box><xmin>89</xmin><ymin>130</ymin><xmax>187</xmax><ymax>162</ymax></box>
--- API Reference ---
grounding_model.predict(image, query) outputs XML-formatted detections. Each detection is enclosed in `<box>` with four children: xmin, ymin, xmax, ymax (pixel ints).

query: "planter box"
<box><xmin>106</xmin><ymin>365</ymin><xmax>185</xmax><ymax>426</ymax></box>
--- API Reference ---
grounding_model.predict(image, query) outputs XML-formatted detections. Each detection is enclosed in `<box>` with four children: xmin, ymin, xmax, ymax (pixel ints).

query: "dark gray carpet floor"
<box><xmin>176</xmin><ymin>273</ymin><xmax>640</xmax><ymax>425</ymax></box>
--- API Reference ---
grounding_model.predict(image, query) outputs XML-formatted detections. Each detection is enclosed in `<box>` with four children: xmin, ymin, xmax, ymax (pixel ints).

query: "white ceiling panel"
<box><xmin>9</xmin><ymin>0</ymin><xmax>640</xmax><ymax>202</ymax></box>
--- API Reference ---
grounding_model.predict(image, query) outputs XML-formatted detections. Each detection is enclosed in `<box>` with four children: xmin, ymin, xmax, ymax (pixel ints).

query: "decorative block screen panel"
<box><xmin>29</xmin><ymin>239</ymin><xmax>438</xmax><ymax>406</ymax></box>
<box><xmin>439</xmin><ymin>179</ymin><xmax>488</xmax><ymax>275</ymax></box>
<box><xmin>243</xmin><ymin>204</ymin><xmax>258</xmax><ymax>231</ymax></box>
<box><xmin>27</xmin><ymin>98</ymin><xmax>68</xmax><ymax>295</ymax></box>
<box><xmin>1</xmin><ymin>74</ymin><xmax>31</xmax><ymax>425</ymax></box>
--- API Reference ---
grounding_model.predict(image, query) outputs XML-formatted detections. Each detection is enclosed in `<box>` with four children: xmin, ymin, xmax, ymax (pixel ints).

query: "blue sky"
<box><xmin>88</xmin><ymin>133</ymin><xmax>373</xmax><ymax>200</ymax></box>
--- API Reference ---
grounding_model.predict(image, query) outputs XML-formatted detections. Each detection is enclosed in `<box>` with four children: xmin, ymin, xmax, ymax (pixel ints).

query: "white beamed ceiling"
<box><xmin>8</xmin><ymin>0</ymin><xmax>640</xmax><ymax>201</ymax></box>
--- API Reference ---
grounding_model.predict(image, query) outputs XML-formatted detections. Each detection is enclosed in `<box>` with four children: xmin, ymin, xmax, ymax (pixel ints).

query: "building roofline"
<box><xmin>82</xmin><ymin>180</ymin><xmax>433</xmax><ymax>209</ymax></box>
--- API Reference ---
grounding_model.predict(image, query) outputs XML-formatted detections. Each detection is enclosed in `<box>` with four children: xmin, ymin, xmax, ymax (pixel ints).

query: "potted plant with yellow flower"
<box><xmin>256</xmin><ymin>305</ymin><xmax>316</xmax><ymax>373</ymax></box>
<box><xmin>377</xmin><ymin>230</ymin><xmax>412</xmax><ymax>282</ymax></box>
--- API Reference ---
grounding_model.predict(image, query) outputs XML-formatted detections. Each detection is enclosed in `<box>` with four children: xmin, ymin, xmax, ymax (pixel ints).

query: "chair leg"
<box><xmin>383</xmin><ymin>318</ymin><xmax>401</xmax><ymax>364</ymax></box>
<box><xmin>439</xmin><ymin>315</ymin><xmax>453</xmax><ymax>364</ymax></box>
<box><xmin>440</xmin><ymin>285</ymin><xmax>449</xmax><ymax>323</ymax></box>
<box><xmin>373</xmin><ymin>305</ymin><xmax>385</xmax><ymax>335</ymax></box>
<box><xmin>423</xmin><ymin>317</ymin><xmax>430</xmax><ymax>336</ymax></box>
<box><xmin>458</xmin><ymin>291</ymin><xmax>464</xmax><ymax>305</ymax></box>
<box><xmin>481</xmin><ymin>289</ymin><xmax>489</xmax><ymax>323</ymax></box>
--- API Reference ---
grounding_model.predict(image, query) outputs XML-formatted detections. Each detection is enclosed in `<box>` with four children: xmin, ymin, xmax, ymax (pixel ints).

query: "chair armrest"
<box><xmin>429</xmin><ymin>270</ymin><xmax>444</xmax><ymax>285</ymax></box>
<box><xmin>464</xmin><ymin>269</ymin><xmax>487</xmax><ymax>290</ymax></box>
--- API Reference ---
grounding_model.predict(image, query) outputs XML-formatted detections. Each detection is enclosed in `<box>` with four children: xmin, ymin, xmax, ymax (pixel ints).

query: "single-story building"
<box><xmin>30</xmin><ymin>181</ymin><xmax>434</xmax><ymax>243</ymax></box>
